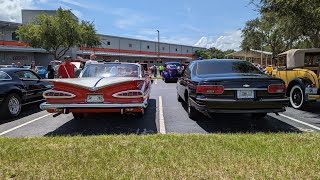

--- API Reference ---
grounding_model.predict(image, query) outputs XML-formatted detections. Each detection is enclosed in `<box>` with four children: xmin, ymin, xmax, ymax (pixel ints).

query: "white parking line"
<box><xmin>280</xmin><ymin>113</ymin><xmax>320</xmax><ymax>131</ymax></box>
<box><xmin>0</xmin><ymin>114</ymin><xmax>51</xmax><ymax>136</ymax></box>
<box><xmin>158</xmin><ymin>96</ymin><xmax>166</xmax><ymax>134</ymax></box>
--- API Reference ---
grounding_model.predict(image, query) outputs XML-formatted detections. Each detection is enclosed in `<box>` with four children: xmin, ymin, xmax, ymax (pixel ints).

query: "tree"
<box><xmin>195</xmin><ymin>48</ymin><xmax>236</xmax><ymax>59</ymax></box>
<box><xmin>254</xmin><ymin>0</ymin><xmax>320</xmax><ymax>48</ymax></box>
<box><xmin>16</xmin><ymin>8</ymin><xmax>101</xmax><ymax>60</ymax></box>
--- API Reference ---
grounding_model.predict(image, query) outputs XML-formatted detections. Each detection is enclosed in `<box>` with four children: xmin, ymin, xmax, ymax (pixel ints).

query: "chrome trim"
<box><xmin>22</xmin><ymin>99</ymin><xmax>45</xmax><ymax>106</ymax></box>
<box><xmin>0</xmin><ymin>71</ymin><xmax>12</xmax><ymax>81</ymax></box>
<box><xmin>43</xmin><ymin>90</ymin><xmax>76</xmax><ymax>99</ymax></box>
<box><xmin>196</xmin><ymin>97</ymin><xmax>289</xmax><ymax>102</ymax></box>
<box><xmin>112</xmin><ymin>90</ymin><xmax>144</xmax><ymax>98</ymax></box>
<box><xmin>224</xmin><ymin>88</ymin><xmax>268</xmax><ymax>91</ymax></box>
<box><xmin>40</xmin><ymin>99</ymin><xmax>148</xmax><ymax>110</ymax></box>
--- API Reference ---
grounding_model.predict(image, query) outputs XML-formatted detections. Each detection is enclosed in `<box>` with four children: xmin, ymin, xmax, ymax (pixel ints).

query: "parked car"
<box><xmin>36</xmin><ymin>66</ymin><xmax>48</xmax><ymax>78</ymax></box>
<box><xmin>40</xmin><ymin>62</ymin><xmax>152</xmax><ymax>119</ymax></box>
<box><xmin>0</xmin><ymin>68</ymin><xmax>52</xmax><ymax>119</ymax></box>
<box><xmin>162</xmin><ymin>62</ymin><xmax>183</xmax><ymax>83</ymax></box>
<box><xmin>177</xmin><ymin>59</ymin><xmax>289</xmax><ymax>120</ymax></box>
<box><xmin>271</xmin><ymin>48</ymin><xmax>320</xmax><ymax>109</ymax></box>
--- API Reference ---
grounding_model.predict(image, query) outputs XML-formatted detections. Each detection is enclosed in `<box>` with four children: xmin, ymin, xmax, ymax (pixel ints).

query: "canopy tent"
<box><xmin>226</xmin><ymin>49</ymin><xmax>272</xmax><ymax>66</ymax></box>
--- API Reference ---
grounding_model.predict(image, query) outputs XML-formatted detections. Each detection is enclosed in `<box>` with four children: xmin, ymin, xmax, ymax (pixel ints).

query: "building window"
<box><xmin>175</xmin><ymin>48</ymin><xmax>178</xmax><ymax>51</ymax></box>
<box><xmin>144</xmin><ymin>61</ymin><xmax>148</xmax><ymax>63</ymax></box>
<box><xmin>147</xmin><ymin>45</ymin><xmax>150</xmax><ymax>49</ymax></box>
<box><xmin>107</xmin><ymin>41</ymin><xmax>111</xmax><ymax>45</ymax></box>
<box><xmin>150</xmin><ymin>61</ymin><xmax>154</xmax><ymax>63</ymax></box>
<box><xmin>12</xmin><ymin>32</ymin><xmax>19</xmax><ymax>41</ymax></box>
<box><xmin>160</xmin><ymin>61</ymin><xmax>162</xmax><ymax>63</ymax></box>
<box><xmin>187</xmin><ymin>50</ymin><xmax>189</xmax><ymax>53</ymax></box>
<box><xmin>129</xmin><ymin>43</ymin><xmax>132</xmax><ymax>47</ymax></box>
<box><xmin>162</xmin><ymin>47</ymin><xmax>165</xmax><ymax>50</ymax></box>
<box><xmin>135</xmin><ymin>61</ymin><xmax>139</xmax><ymax>63</ymax></box>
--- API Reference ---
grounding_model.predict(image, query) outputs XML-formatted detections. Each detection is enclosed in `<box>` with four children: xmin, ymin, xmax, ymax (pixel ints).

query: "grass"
<box><xmin>0</xmin><ymin>134</ymin><xmax>320</xmax><ymax>179</ymax></box>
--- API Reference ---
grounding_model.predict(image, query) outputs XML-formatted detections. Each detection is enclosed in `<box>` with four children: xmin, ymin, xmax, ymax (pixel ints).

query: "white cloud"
<box><xmin>194</xmin><ymin>30</ymin><xmax>242</xmax><ymax>51</ymax></box>
<box><xmin>0</xmin><ymin>0</ymin><xmax>35</xmax><ymax>22</ymax></box>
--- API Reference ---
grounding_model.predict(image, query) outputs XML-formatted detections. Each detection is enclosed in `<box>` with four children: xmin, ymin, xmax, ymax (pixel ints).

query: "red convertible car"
<box><xmin>40</xmin><ymin>62</ymin><xmax>152</xmax><ymax>119</ymax></box>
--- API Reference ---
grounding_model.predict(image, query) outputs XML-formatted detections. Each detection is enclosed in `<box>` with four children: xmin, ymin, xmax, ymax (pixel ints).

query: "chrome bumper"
<box><xmin>40</xmin><ymin>100</ymin><xmax>148</xmax><ymax>110</ymax></box>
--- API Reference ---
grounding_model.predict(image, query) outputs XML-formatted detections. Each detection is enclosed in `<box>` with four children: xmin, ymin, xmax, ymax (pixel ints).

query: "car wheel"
<box><xmin>187</xmin><ymin>97</ymin><xmax>200</xmax><ymax>120</ymax></box>
<box><xmin>252</xmin><ymin>113</ymin><xmax>267</xmax><ymax>119</ymax></box>
<box><xmin>177</xmin><ymin>92</ymin><xmax>183</xmax><ymax>102</ymax></box>
<box><xmin>290</xmin><ymin>85</ymin><xmax>305</xmax><ymax>109</ymax></box>
<box><xmin>0</xmin><ymin>93</ymin><xmax>22</xmax><ymax>119</ymax></box>
<box><xmin>72</xmin><ymin>113</ymin><xmax>84</xmax><ymax>120</ymax></box>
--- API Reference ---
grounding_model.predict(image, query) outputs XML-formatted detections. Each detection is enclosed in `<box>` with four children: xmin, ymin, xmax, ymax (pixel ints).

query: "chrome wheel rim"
<box><xmin>292</xmin><ymin>88</ymin><xmax>303</xmax><ymax>107</ymax></box>
<box><xmin>8</xmin><ymin>96</ymin><xmax>20</xmax><ymax>115</ymax></box>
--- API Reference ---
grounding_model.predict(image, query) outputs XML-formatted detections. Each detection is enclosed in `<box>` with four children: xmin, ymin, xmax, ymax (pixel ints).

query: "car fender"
<box><xmin>287</xmin><ymin>78</ymin><xmax>313</xmax><ymax>102</ymax></box>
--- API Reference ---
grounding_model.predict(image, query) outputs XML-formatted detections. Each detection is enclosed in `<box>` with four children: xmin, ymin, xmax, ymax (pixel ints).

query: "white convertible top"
<box><xmin>278</xmin><ymin>48</ymin><xmax>320</xmax><ymax>68</ymax></box>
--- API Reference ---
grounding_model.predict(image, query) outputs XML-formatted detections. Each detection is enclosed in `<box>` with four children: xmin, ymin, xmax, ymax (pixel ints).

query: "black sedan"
<box><xmin>0</xmin><ymin>68</ymin><xmax>52</xmax><ymax>119</ymax></box>
<box><xmin>177</xmin><ymin>59</ymin><xmax>289</xmax><ymax>120</ymax></box>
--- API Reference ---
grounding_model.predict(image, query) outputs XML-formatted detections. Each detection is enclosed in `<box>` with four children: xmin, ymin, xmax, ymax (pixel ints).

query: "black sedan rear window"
<box><xmin>0</xmin><ymin>71</ymin><xmax>11</xmax><ymax>80</ymax></box>
<box><xmin>196</xmin><ymin>61</ymin><xmax>263</xmax><ymax>75</ymax></box>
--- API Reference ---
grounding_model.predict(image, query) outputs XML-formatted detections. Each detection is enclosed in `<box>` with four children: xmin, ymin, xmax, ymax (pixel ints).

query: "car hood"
<box><xmin>43</xmin><ymin>77</ymin><xmax>143</xmax><ymax>89</ymax></box>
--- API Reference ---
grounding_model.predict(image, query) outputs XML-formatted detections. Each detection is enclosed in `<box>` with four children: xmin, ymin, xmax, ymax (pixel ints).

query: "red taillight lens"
<box><xmin>43</xmin><ymin>90</ymin><xmax>76</xmax><ymax>99</ymax></box>
<box><xmin>113</xmin><ymin>90</ymin><xmax>144</xmax><ymax>98</ymax></box>
<box><xmin>196</xmin><ymin>85</ymin><xmax>224</xmax><ymax>94</ymax></box>
<box><xmin>268</xmin><ymin>84</ymin><xmax>286</xmax><ymax>93</ymax></box>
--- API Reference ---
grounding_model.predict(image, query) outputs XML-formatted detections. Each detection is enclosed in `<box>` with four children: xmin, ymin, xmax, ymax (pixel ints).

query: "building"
<box><xmin>226</xmin><ymin>49</ymin><xmax>273</xmax><ymax>66</ymax></box>
<box><xmin>0</xmin><ymin>10</ymin><xmax>203</xmax><ymax>66</ymax></box>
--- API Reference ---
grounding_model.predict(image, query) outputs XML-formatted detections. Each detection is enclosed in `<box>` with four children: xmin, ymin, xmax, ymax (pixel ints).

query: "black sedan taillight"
<box><xmin>196</xmin><ymin>85</ymin><xmax>224</xmax><ymax>94</ymax></box>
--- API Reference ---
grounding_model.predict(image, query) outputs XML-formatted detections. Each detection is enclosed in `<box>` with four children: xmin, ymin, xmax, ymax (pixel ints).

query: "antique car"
<box><xmin>162</xmin><ymin>62</ymin><xmax>183</xmax><ymax>83</ymax></box>
<box><xmin>271</xmin><ymin>49</ymin><xmax>320</xmax><ymax>109</ymax></box>
<box><xmin>177</xmin><ymin>59</ymin><xmax>289</xmax><ymax>120</ymax></box>
<box><xmin>40</xmin><ymin>62</ymin><xmax>152</xmax><ymax>119</ymax></box>
<box><xmin>0</xmin><ymin>68</ymin><xmax>52</xmax><ymax>119</ymax></box>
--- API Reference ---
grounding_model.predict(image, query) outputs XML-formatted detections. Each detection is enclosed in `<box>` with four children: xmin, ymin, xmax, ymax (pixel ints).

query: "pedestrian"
<box><xmin>153</xmin><ymin>65</ymin><xmax>158</xmax><ymax>78</ymax></box>
<box><xmin>159</xmin><ymin>65</ymin><xmax>164</xmax><ymax>76</ymax></box>
<box><xmin>57</xmin><ymin>56</ymin><xmax>75</xmax><ymax>78</ymax></box>
<box><xmin>16</xmin><ymin>62</ymin><xmax>23</xmax><ymax>68</ymax></box>
<box><xmin>47</xmin><ymin>64</ymin><xmax>55</xmax><ymax>79</ymax></box>
<box><xmin>30</xmin><ymin>61</ymin><xmax>38</xmax><ymax>73</ymax></box>
<box><xmin>84</xmin><ymin>53</ymin><xmax>98</xmax><ymax>68</ymax></box>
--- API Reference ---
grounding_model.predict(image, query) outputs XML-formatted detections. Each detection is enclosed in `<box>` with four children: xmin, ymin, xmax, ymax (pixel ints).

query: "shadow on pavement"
<box><xmin>45</xmin><ymin>99</ymin><xmax>157</xmax><ymax>136</ymax></box>
<box><xmin>0</xmin><ymin>103</ymin><xmax>43</xmax><ymax>125</ymax></box>
<box><xmin>180</xmin><ymin>102</ymin><xmax>301</xmax><ymax>133</ymax></box>
<box><xmin>302</xmin><ymin>102</ymin><xmax>320</xmax><ymax>115</ymax></box>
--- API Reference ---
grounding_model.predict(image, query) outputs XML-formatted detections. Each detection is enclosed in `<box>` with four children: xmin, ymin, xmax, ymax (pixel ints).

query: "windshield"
<box><xmin>80</xmin><ymin>63</ymin><xmax>140</xmax><ymax>78</ymax></box>
<box><xmin>197</xmin><ymin>61</ymin><xmax>263</xmax><ymax>75</ymax></box>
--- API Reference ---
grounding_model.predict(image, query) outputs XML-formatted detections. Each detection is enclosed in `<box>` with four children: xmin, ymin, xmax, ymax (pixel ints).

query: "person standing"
<box><xmin>84</xmin><ymin>53</ymin><xmax>98</xmax><ymax>68</ymax></box>
<box><xmin>57</xmin><ymin>56</ymin><xmax>74</xmax><ymax>78</ymax></box>
<box><xmin>159</xmin><ymin>65</ymin><xmax>164</xmax><ymax>76</ymax></box>
<box><xmin>47</xmin><ymin>64</ymin><xmax>55</xmax><ymax>79</ymax></box>
<box><xmin>30</xmin><ymin>61</ymin><xmax>38</xmax><ymax>73</ymax></box>
<box><xmin>153</xmin><ymin>65</ymin><xmax>158</xmax><ymax>78</ymax></box>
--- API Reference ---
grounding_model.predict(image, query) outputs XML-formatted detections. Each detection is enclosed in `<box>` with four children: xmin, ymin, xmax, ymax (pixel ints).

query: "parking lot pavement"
<box><xmin>0</xmin><ymin>79</ymin><xmax>319</xmax><ymax>137</ymax></box>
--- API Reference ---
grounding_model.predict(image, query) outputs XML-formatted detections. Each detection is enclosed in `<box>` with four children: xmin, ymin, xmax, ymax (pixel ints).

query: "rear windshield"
<box><xmin>196</xmin><ymin>61</ymin><xmax>263</xmax><ymax>75</ymax></box>
<box><xmin>80</xmin><ymin>63</ymin><xmax>140</xmax><ymax>78</ymax></box>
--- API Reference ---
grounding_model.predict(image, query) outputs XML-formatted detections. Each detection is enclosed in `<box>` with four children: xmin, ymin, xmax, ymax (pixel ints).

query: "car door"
<box><xmin>15</xmin><ymin>70</ymin><xmax>45</xmax><ymax>102</ymax></box>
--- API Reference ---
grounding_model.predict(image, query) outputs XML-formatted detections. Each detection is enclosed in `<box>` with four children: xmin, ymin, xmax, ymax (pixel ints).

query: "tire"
<box><xmin>177</xmin><ymin>92</ymin><xmax>183</xmax><ymax>102</ymax></box>
<box><xmin>289</xmin><ymin>85</ymin><xmax>305</xmax><ymax>109</ymax></box>
<box><xmin>252</xmin><ymin>113</ymin><xmax>267</xmax><ymax>119</ymax></box>
<box><xmin>187</xmin><ymin>97</ymin><xmax>201</xmax><ymax>120</ymax></box>
<box><xmin>72</xmin><ymin>113</ymin><xmax>84</xmax><ymax>120</ymax></box>
<box><xmin>0</xmin><ymin>93</ymin><xmax>22</xmax><ymax>119</ymax></box>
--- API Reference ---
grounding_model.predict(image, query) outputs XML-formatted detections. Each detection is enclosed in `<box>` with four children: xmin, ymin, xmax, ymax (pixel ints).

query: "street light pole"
<box><xmin>157</xmin><ymin>30</ymin><xmax>160</xmax><ymax>65</ymax></box>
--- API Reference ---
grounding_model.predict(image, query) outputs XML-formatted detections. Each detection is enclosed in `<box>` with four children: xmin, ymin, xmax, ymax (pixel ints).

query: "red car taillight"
<box><xmin>112</xmin><ymin>90</ymin><xmax>144</xmax><ymax>98</ymax></box>
<box><xmin>43</xmin><ymin>90</ymin><xmax>76</xmax><ymax>99</ymax></box>
<box><xmin>268</xmin><ymin>84</ymin><xmax>286</xmax><ymax>93</ymax></box>
<box><xmin>196</xmin><ymin>85</ymin><xmax>224</xmax><ymax>94</ymax></box>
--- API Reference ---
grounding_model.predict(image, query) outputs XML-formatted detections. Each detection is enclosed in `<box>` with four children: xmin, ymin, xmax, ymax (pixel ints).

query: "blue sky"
<box><xmin>1</xmin><ymin>0</ymin><xmax>258</xmax><ymax>50</ymax></box>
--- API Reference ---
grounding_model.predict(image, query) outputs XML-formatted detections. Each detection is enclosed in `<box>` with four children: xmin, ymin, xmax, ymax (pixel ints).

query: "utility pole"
<box><xmin>157</xmin><ymin>30</ymin><xmax>160</xmax><ymax>65</ymax></box>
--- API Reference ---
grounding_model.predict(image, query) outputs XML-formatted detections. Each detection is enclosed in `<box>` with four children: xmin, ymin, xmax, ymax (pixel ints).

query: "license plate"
<box><xmin>87</xmin><ymin>94</ymin><xmax>104</xmax><ymax>103</ymax></box>
<box><xmin>237</xmin><ymin>90</ymin><xmax>254</xmax><ymax>99</ymax></box>
<box><xmin>305</xmin><ymin>88</ymin><xmax>318</xmax><ymax>95</ymax></box>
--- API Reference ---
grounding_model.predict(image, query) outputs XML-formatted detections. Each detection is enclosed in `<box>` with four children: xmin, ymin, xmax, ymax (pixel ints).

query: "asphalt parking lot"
<box><xmin>0</xmin><ymin>79</ymin><xmax>319</xmax><ymax>137</ymax></box>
